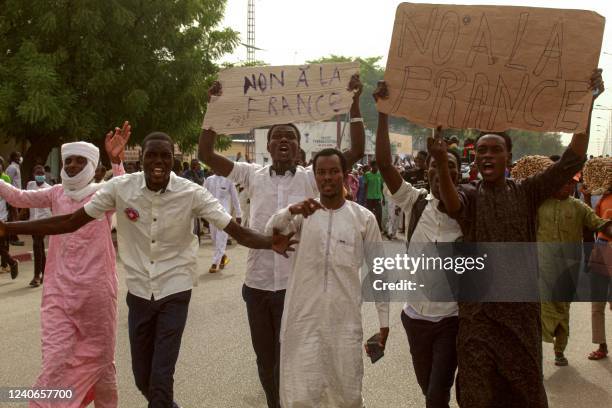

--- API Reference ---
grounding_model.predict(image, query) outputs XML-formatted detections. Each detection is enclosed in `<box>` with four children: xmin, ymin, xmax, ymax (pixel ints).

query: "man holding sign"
<box><xmin>199</xmin><ymin>68</ymin><xmax>365</xmax><ymax>408</ymax></box>
<box><xmin>426</xmin><ymin>69</ymin><xmax>603</xmax><ymax>407</ymax></box>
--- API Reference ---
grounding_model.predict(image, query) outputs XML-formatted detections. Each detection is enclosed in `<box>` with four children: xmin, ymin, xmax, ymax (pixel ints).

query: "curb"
<box><xmin>13</xmin><ymin>251</ymin><xmax>33</xmax><ymax>262</ymax></box>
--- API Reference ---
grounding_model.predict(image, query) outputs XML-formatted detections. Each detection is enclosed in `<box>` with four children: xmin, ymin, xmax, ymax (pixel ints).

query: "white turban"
<box><xmin>61</xmin><ymin>141</ymin><xmax>99</xmax><ymax>164</ymax></box>
<box><xmin>60</xmin><ymin>141</ymin><xmax>100</xmax><ymax>201</ymax></box>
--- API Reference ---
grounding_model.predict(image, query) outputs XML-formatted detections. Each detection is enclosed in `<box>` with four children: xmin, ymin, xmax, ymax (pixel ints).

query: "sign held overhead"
<box><xmin>377</xmin><ymin>3</ymin><xmax>605</xmax><ymax>133</ymax></box>
<box><xmin>202</xmin><ymin>63</ymin><xmax>360</xmax><ymax>134</ymax></box>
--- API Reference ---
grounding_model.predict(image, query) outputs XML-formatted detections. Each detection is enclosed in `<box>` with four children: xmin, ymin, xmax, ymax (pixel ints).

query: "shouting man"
<box><xmin>199</xmin><ymin>74</ymin><xmax>365</xmax><ymax>407</ymax></box>
<box><xmin>1</xmin><ymin>130</ymin><xmax>295</xmax><ymax>408</ymax></box>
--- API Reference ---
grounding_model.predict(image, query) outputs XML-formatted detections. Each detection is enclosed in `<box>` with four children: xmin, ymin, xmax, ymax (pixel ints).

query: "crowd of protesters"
<box><xmin>0</xmin><ymin>67</ymin><xmax>610</xmax><ymax>408</ymax></box>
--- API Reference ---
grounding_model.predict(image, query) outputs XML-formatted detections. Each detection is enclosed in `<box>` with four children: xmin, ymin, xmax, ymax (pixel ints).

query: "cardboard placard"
<box><xmin>202</xmin><ymin>63</ymin><xmax>360</xmax><ymax>134</ymax></box>
<box><xmin>377</xmin><ymin>3</ymin><xmax>605</xmax><ymax>133</ymax></box>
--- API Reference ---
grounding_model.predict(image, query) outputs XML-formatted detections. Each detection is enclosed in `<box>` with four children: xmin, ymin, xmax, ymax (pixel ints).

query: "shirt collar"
<box><xmin>269</xmin><ymin>165</ymin><xmax>297</xmax><ymax>176</ymax></box>
<box><xmin>139</xmin><ymin>171</ymin><xmax>176</xmax><ymax>193</ymax></box>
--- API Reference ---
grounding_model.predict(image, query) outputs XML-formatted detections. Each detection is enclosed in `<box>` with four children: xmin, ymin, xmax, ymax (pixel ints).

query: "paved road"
<box><xmin>1</xmin><ymin>241</ymin><xmax>611</xmax><ymax>407</ymax></box>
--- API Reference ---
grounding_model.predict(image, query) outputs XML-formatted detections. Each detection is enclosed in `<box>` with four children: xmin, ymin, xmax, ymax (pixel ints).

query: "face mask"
<box><xmin>35</xmin><ymin>175</ymin><xmax>46</xmax><ymax>183</ymax></box>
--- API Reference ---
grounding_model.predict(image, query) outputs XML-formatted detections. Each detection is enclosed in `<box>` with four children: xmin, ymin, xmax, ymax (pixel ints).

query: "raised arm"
<box><xmin>0</xmin><ymin>180</ymin><xmax>53</xmax><ymax>209</ymax></box>
<box><xmin>373</xmin><ymin>81</ymin><xmax>403</xmax><ymax>194</ymax></box>
<box><xmin>198</xmin><ymin>82</ymin><xmax>235</xmax><ymax>177</ymax></box>
<box><xmin>105</xmin><ymin>121</ymin><xmax>131</xmax><ymax>177</ymax></box>
<box><xmin>428</xmin><ymin>127</ymin><xmax>461</xmax><ymax>215</ymax></box>
<box><xmin>343</xmin><ymin>74</ymin><xmax>366</xmax><ymax>169</ymax></box>
<box><xmin>1</xmin><ymin>208</ymin><xmax>93</xmax><ymax>236</ymax></box>
<box><xmin>568</xmin><ymin>69</ymin><xmax>603</xmax><ymax>157</ymax></box>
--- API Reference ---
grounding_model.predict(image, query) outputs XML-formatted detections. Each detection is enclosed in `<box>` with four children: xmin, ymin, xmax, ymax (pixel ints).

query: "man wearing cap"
<box><xmin>0</xmin><ymin>123</ymin><xmax>130</xmax><ymax>408</ymax></box>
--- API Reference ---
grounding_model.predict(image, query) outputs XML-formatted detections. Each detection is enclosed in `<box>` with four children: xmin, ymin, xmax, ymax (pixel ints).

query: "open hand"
<box><xmin>589</xmin><ymin>68</ymin><xmax>604</xmax><ymax>100</ymax></box>
<box><xmin>289</xmin><ymin>199</ymin><xmax>324</xmax><ymax>218</ymax></box>
<box><xmin>272</xmin><ymin>228</ymin><xmax>299</xmax><ymax>258</ymax></box>
<box><xmin>427</xmin><ymin>126</ymin><xmax>448</xmax><ymax>164</ymax></box>
<box><xmin>373</xmin><ymin>80</ymin><xmax>389</xmax><ymax>102</ymax></box>
<box><xmin>105</xmin><ymin>121</ymin><xmax>131</xmax><ymax>164</ymax></box>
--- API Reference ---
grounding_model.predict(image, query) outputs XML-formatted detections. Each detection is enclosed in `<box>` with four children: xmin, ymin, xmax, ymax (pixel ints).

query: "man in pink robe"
<box><xmin>0</xmin><ymin>124</ymin><xmax>130</xmax><ymax>407</ymax></box>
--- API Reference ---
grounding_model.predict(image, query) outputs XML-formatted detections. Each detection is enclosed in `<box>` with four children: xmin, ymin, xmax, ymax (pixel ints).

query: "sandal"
<box><xmin>29</xmin><ymin>278</ymin><xmax>41</xmax><ymax>288</ymax></box>
<box><xmin>588</xmin><ymin>349</ymin><xmax>608</xmax><ymax>360</ymax></box>
<box><xmin>555</xmin><ymin>355</ymin><xmax>568</xmax><ymax>366</ymax></box>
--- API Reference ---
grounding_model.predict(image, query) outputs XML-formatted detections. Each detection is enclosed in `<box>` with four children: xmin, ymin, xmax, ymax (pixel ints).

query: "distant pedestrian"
<box><xmin>26</xmin><ymin>165</ymin><xmax>52</xmax><ymax>287</ymax></box>
<box><xmin>6</xmin><ymin>152</ymin><xmax>24</xmax><ymax>246</ymax></box>
<box><xmin>204</xmin><ymin>173</ymin><xmax>242</xmax><ymax>273</ymax></box>
<box><xmin>364</xmin><ymin>160</ymin><xmax>384</xmax><ymax>230</ymax></box>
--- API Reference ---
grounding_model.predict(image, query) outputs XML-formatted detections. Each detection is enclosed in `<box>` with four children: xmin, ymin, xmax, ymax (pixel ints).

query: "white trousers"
<box><xmin>211</xmin><ymin>225</ymin><xmax>228</xmax><ymax>265</ymax></box>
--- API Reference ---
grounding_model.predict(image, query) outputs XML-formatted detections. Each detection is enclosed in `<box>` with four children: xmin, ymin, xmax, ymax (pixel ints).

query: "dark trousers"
<box><xmin>32</xmin><ymin>235</ymin><xmax>46</xmax><ymax>276</ymax></box>
<box><xmin>127</xmin><ymin>290</ymin><xmax>191</xmax><ymax>408</ymax></box>
<box><xmin>402</xmin><ymin>311</ymin><xmax>458</xmax><ymax>408</ymax></box>
<box><xmin>242</xmin><ymin>284</ymin><xmax>285</xmax><ymax>408</ymax></box>
<box><xmin>7</xmin><ymin>204</ymin><xmax>19</xmax><ymax>242</ymax></box>
<box><xmin>366</xmin><ymin>198</ymin><xmax>383</xmax><ymax>230</ymax></box>
<box><xmin>0</xmin><ymin>237</ymin><xmax>16</xmax><ymax>267</ymax></box>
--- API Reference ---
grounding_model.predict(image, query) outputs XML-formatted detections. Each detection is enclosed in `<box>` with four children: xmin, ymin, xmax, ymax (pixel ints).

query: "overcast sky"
<box><xmin>220</xmin><ymin>0</ymin><xmax>612</xmax><ymax>155</ymax></box>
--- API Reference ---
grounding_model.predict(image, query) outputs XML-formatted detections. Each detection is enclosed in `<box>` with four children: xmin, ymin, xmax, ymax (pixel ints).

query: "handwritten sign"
<box><xmin>202</xmin><ymin>63</ymin><xmax>359</xmax><ymax>134</ymax></box>
<box><xmin>378</xmin><ymin>3</ymin><xmax>605</xmax><ymax>133</ymax></box>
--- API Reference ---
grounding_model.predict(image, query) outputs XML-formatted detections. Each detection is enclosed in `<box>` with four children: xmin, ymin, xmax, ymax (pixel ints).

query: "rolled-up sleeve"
<box><xmin>84</xmin><ymin>180</ymin><xmax>117</xmax><ymax>219</ymax></box>
<box><xmin>192</xmin><ymin>186</ymin><xmax>232</xmax><ymax>230</ymax></box>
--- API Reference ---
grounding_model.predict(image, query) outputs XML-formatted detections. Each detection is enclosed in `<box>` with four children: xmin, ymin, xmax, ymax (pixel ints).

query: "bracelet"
<box><xmin>350</xmin><ymin>117</ymin><xmax>363</xmax><ymax>123</ymax></box>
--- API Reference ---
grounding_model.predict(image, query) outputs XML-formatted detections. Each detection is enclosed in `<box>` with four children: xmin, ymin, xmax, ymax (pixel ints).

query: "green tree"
<box><xmin>0</xmin><ymin>0</ymin><xmax>239</xmax><ymax>175</ymax></box>
<box><xmin>306</xmin><ymin>55</ymin><xmax>435</xmax><ymax>150</ymax></box>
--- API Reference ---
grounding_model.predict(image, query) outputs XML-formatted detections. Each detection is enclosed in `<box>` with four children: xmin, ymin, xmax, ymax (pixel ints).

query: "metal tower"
<box><xmin>247</xmin><ymin>0</ymin><xmax>255</xmax><ymax>63</ymax></box>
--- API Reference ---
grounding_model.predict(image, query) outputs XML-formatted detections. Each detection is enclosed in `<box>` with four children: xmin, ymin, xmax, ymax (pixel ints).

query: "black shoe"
<box><xmin>10</xmin><ymin>262</ymin><xmax>18</xmax><ymax>279</ymax></box>
<box><xmin>10</xmin><ymin>240</ymin><xmax>24</xmax><ymax>246</ymax></box>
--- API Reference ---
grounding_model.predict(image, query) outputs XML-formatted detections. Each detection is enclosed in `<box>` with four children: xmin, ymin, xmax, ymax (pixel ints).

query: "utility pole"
<box><xmin>247</xmin><ymin>0</ymin><xmax>255</xmax><ymax>64</ymax></box>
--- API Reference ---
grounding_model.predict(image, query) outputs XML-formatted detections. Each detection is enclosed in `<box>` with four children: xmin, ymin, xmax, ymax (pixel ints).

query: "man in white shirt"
<box><xmin>375</xmin><ymin>81</ymin><xmax>462</xmax><ymax>408</ymax></box>
<box><xmin>1</xmin><ymin>131</ymin><xmax>296</xmax><ymax>408</ymax></box>
<box><xmin>199</xmin><ymin>75</ymin><xmax>366</xmax><ymax>408</ymax></box>
<box><xmin>204</xmin><ymin>173</ymin><xmax>242</xmax><ymax>273</ymax></box>
<box><xmin>265</xmin><ymin>148</ymin><xmax>389</xmax><ymax>408</ymax></box>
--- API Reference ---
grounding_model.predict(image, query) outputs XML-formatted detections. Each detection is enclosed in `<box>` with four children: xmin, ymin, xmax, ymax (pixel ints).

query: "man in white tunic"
<box><xmin>204</xmin><ymin>173</ymin><xmax>242</xmax><ymax>272</ymax></box>
<box><xmin>265</xmin><ymin>148</ymin><xmax>390</xmax><ymax>408</ymax></box>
